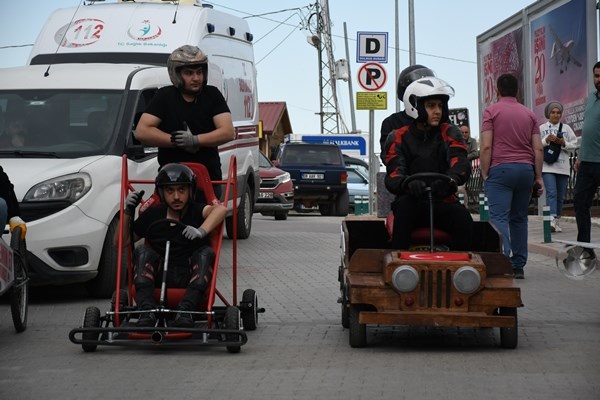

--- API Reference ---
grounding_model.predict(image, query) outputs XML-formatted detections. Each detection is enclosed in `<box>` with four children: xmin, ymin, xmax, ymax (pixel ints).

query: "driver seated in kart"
<box><xmin>118</xmin><ymin>163</ymin><xmax>227</xmax><ymax>327</ymax></box>
<box><xmin>383</xmin><ymin>76</ymin><xmax>473</xmax><ymax>250</ymax></box>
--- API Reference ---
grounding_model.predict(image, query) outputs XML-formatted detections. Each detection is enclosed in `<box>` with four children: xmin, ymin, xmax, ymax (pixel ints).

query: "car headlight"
<box><xmin>277</xmin><ymin>172</ymin><xmax>291</xmax><ymax>185</ymax></box>
<box><xmin>24</xmin><ymin>173</ymin><xmax>92</xmax><ymax>203</ymax></box>
<box><xmin>391</xmin><ymin>265</ymin><xmax>419</xmax><ymax>292</ymax></box>
<box><xmin>453</xmin><ymin>266</ymin><xmax>481</xmax><ymax>294</ymax></box>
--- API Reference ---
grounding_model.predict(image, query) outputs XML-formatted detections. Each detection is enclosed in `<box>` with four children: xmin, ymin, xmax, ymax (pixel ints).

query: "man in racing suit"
<box><xmin>384</xmin><ymin>77</ymin><xmax>472</xmax><ymax>250</ymax></box>
<box><xmin>118</xmin><ymin>163</ymin><xmax>227</xmax><ymax>327</ymax></box>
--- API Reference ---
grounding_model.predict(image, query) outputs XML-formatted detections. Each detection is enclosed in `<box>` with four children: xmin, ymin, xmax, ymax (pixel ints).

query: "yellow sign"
<box><xmin>356</xmin><ymin>92</ymin><xmax>387</xmax><ymax>110</ymax></box>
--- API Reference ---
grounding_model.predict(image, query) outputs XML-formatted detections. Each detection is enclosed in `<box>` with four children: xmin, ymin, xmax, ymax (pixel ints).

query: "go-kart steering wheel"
<box><xmin>145</xmin><ymin>218</ymin><xmax>199</xmax><ymax>257</ymax></box>
<box><xmin>401</xmin><ymin>172</ymin><xmax>452</xmax><ymax>192</ymax></box>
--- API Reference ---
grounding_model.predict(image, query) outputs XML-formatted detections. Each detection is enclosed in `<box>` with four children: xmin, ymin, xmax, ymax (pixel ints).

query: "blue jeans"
<box><xmin>484</xmin><ymin>163</ymin><xmax>534</xmax><ymax>270</ymax></box>
<box><xmin>542</xmin><ymin>172</ymin><xmax>569</xmax><ymax>217</ymax></box>
<box><xmin>0</xmin><ymin>198</ymin><xmax>7</xmax><ymax>238</ymax></box>
<box><xmin>573</xmin><ymin>162</ymin><xmax>600</xmax><ymax>243</ymax></box>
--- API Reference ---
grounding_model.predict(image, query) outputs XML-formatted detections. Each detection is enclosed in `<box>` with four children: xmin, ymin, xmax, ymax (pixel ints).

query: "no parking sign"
<box><xmin>357</xmin><ymin>62</ymin><xmax>387</xmax><ymax>91</ymax></box>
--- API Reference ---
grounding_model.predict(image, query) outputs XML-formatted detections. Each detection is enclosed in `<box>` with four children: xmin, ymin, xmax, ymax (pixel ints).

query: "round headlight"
<box><xmin>453</xmin><ymin>266</ymin><xmax>481</xmax><ymax>294</ymax></box>
<box><xmin>391</xmin><ymin>265</ymin><xmax>419</xmax><ymax>292</ymax></box>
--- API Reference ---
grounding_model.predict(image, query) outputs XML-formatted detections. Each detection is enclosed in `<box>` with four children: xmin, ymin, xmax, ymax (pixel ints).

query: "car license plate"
<box><xmin>258</xmin><ymin>192</ymin><xmax>273</xmax><ymax>199</ymax></box>
<box><xmin>302</xmin><ymin>173</ymin><xmax>324</xmax><ymax>180</ymax></box>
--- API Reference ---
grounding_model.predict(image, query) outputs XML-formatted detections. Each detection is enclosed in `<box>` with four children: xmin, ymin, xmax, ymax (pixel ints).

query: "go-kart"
<box><xmin>69</xmin><ymin>155</ymin><xmax>263</xmax><ymax>353</ymax></box>
<box><xmin>0</xmin><ymin>226</ymin><xmax>29</xmax><ymax>333</ymax></box>
<box><xmin>339</xmin><ymin>172</ymin><xmax>523</xmax><ymax>348</ymax></box>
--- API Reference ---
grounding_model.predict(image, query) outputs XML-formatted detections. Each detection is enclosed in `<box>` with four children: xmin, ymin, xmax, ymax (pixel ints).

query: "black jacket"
<box><xmin>0</xmin><ymin>165</ymin><xmax>21</xmax><ymax>220</ymax></box>
<box><xmin>384</xmin><ymin>122</ymin><xmax>470</xmax><ymax>196</ymax></box>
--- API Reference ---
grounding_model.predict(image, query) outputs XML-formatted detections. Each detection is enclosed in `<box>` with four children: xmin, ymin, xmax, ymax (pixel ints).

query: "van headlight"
<box><xmin>24</xmin><ymin>173</ymin><xmax>91</xmax><ymax>203</ymax></box>
<box><xmin>453</xmin><ymin>266</ymin><xmax>481</xmax><ymax>294</ymax></box>
<box><xmin>391</xmin><ymin>265</ymin><xmax>419</xmax><ymax>292</ymax></box>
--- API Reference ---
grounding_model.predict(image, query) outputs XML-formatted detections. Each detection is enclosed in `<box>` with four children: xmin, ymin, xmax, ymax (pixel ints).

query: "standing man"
<box><xmin>456</xmin><ymin>124</ymin><xmax>479</xmax><ymax>208</ymax></box>
<box><xmin>480</xmin><ymin>73</ymin><xmax>543</xmax><ymax>279</ymax></box>
<box><xmin>573</xmin><ymin>61</ymin><xmax>600</xmax><ymax>256</ymax></box>
<box><xmin>135</xmin><ymin>45</ymin><xmax>235</xmax><ymax>197</ymax></box>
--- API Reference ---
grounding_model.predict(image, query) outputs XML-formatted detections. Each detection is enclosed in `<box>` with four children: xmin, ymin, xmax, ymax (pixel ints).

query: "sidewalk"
<box><xmin>526</xmin><ymin>215</ymin><xmax>600</xmax><ymax>258</ymax></box>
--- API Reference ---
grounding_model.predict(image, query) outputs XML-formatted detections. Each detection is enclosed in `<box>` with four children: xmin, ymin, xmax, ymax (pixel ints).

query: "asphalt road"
<box><xmin>1</xmin><ymin>212</ymin><xmax>599</xmax><ymax>400</ymax></box>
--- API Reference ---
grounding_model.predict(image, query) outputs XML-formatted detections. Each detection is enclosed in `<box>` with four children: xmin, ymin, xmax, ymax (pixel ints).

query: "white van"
<box><xmin>0</xmin><ymin>0</ymin><xmax>259</xmax><ymax>297</ymax></box>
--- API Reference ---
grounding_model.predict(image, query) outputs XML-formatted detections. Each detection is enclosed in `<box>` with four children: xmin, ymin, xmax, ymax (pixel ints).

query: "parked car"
<box><xmin>347</xmin><ymin>166</ymin><xmax>369</xmax><ymax>212</ymax></box>
<box><xmin>275</xmin><ymin>142</ymin><xmax>349</xmax><ymax>216</ymax></box>
<box><xmin>254</xmin><ymin>151</ymin><xmax>294</xmax><ymax>220</ymax></box>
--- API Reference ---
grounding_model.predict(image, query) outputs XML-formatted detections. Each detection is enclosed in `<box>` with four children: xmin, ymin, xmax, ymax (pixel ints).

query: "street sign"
<box><xmin>356</xmin><ymin>92</ymin><xmax>388</xmax><ymax>110</ymax></box>
<box><xmin>357</xmin><ymin>62</ymin><xmax>387</xmax><ymax>91</ymax></box>
<box><xmin>356</xmin><ymin>31</ymin><xmax>388</xmax><ymax>63</ymax></box>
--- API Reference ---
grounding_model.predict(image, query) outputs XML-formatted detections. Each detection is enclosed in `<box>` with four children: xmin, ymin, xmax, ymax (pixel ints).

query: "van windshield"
<box><xmin>0</xmin><ymin>90</ymin><xmax>123</xmax><ymax>157</ymax></box>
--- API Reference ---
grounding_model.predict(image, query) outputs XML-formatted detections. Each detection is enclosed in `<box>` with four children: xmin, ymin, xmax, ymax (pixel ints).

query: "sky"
<box><xmin>0</xmin><ymin>0</ymin><xmax>538</xmax><ymax>155</ymax></box>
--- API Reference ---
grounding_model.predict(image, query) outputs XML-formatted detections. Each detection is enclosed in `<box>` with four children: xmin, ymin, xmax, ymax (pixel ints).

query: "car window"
<box><xmin>281</xmin><ymin>144</ymin><xmax>342</xmax><ymax>165</ymax></box>
<box><xmin>259</xmin><ymin>151</ymin><xmax>272</xmax><ymax>168</ymax></box>
<box><xmin>347</xmin><ymin>169</ymin><xmax>367</xmax><ymax>184</ymax></box>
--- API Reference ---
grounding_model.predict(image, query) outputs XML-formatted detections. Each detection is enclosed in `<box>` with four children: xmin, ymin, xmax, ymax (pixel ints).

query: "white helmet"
<box><xmin>403</xmin><ymin>77</ymin><xmax>455</xmax><ymax>122</ymax></box>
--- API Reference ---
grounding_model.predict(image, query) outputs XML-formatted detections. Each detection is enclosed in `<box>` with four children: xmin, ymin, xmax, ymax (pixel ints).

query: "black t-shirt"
<box><xmin>144</xmin><ymin>85</ymin><xmax>231</xmax><ymax>181</ymax></box>
<box><xmin>134</xmin><ymin>202</ymin><xmax>208</xmax><ymax>264</ymax></box>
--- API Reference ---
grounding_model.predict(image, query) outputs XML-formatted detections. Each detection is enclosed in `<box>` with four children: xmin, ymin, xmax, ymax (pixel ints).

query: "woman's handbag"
<box><xmin>543</xmin><ymin>123</ymin><xmax>563</xmax><ymax>164</ymax></box>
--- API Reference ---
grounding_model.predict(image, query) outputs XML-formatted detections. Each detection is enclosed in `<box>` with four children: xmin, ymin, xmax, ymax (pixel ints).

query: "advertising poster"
<box><xmin>478</xmin><ymin>26</ymin><xmax>524</xmax><ymax>110</ymax></box>
<box><xmin>530</xmin><ymin>0</ymin><xmax>588</xmax><ymax>135</ymax></box>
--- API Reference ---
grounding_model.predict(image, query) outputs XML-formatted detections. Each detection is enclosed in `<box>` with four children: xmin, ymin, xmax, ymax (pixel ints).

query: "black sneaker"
<box><xmin>137</xmin><ymin>311</ymin><xmax>157</xmax><ymax>327</ymax></box>
<box><xmin>172</xmin><ymin>312</ymin><xmax>194</xmax><ymax>328</ymax></box>
<box><xmin>513</xmin><ymin>269</ymin><xmax>524</xmax><ymax>279</ymax></box>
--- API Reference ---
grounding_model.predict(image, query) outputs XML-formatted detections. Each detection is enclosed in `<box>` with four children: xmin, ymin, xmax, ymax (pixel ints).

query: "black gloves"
<box><xmin>125</xmin><ymin>190</ymin><xmax>145</xmax><ymax>215</ymax></box>
<box><xmin>407</xmin><ymin>179</ymin><xmax>426</xmax><ymax>197</ymax></box>
<box><xmin>430</xmin><ymin>177</ymin><xmax>458</xmax><ymax>198</ymax></box>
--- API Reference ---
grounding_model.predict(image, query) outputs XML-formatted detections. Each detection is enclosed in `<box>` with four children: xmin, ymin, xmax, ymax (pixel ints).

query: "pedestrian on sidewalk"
<box><xmin>540</xmin><ymin>101</ymin><xmax>578</xmax><ymax>233</ymax></box>
<box><xmin>574</xmin><ymin>61</ymin><xmax>600</xmax><ymax>257</ymax></box>
<box><xmin>480</xmin><ymin>73</ymin><xmax>544</xmax><ymax>279</ymax></box>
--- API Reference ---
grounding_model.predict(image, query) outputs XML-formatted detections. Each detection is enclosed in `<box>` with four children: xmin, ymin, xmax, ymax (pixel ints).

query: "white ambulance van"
<box><xmin>0</xmin><ymin>0</ymin><xmax>259</xmax><ymax>297</ymax></box>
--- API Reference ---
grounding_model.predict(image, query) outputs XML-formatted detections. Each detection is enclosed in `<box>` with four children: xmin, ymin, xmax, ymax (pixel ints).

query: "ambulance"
<box><xmin>0</xmin><ymin>0</ymin><xmax>259</xmax><ymax>297</ymax></box>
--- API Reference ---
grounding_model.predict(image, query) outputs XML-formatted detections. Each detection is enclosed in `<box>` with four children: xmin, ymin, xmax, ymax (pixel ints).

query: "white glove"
<box><xmin>125</xmin><ymin>190</ymin><xmax>145</xmax><ymax>215</ymax></box>
<box><xmin>171</xmin><ymin>124</ymin><xmax>200</xmax><ymax>153</ymax></box>
<box><xmin>9</xmin><ymin>216</ymin><xmax>27</xmax><ymax>240</ymax></box>
<box><xmin>182</xmin><ymin>226</ymin><xmax>207</xmax><ymax>240</ymax></box>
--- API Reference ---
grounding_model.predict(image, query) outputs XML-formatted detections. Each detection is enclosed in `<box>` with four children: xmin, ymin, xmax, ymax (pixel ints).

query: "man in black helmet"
<box><xmin>117</xmin><ymin>163</ymin><xmax>227</xmax><ymax>328</ymax></box>
<box><xmin>135</xmin><ymin>45</ymin><xmax>234</xmax><ymax>197</ymax></box>
<box><xmin>380</xmin><ymin>64</ymin><xmax>436</xmax><ymax>164</ymax></box>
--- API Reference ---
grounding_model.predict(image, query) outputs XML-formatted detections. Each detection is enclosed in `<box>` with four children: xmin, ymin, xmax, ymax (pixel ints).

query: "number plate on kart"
<box><xmin>258</xmin><ymin>192</ymin><xmax>273</xmax><ymax>199</ymax></box>
<box><xmin>0</xmin><ymin>240</ymin><xmax>14</xmax><ymax>295</ymax></box>
<box><xmin>302</xmin><ymin>173</ymin><xmax>324</xmax><ymax>180</ymax></box>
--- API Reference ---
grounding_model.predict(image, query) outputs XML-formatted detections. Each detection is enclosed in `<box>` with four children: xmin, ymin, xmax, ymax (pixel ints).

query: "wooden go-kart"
<box><xmin>339</xmin><ymin>173</ymin><xmax>523</xmax><ymax>348</ymax></box>
<box><xmin>69</xmin><ymin>155</ymin><xmax>263</xmax><ymax>353</ymax></box>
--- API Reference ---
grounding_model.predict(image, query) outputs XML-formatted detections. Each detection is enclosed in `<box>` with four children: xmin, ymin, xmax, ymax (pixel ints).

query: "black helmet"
<box><xmin>397</xmin><ymin>64</ymin><xmax>436</xmax><ymax>101</ymax></box>
<box><xmin>167</xmin><ymin>45</ymin><xmax>208</xmax><ymax>88</ymax></box>
<box><xmin>155</xmin><ymin>163</ymin><xmax>197</xmax><ymax>202</ymax></box>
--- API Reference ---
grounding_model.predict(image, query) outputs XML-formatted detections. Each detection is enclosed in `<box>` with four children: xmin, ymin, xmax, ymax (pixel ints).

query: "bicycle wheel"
<box><xmin>10</xmin><ymin>231</ymin><xmax>29</xmax><ymax>333</ymax></box>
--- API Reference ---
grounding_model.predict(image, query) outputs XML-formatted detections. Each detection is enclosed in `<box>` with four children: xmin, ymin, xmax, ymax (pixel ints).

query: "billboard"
<box><xmin>476</xmin><ymin>0</ymin><xmax>597</xmax><ymax>136</ymax></box>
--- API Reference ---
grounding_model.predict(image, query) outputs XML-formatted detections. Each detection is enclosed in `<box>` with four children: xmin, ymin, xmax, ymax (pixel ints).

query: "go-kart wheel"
<box><xmin>348</xmin><ymin>305</ymin><xmax>367</xmax><ymax>348</ymax></box>
<box><xmin>224</xmin><ymin>306</ymin><xmax>241</xmax><ymax>354</ymax></box>
<box><xmin>82</xmin><ymin>306</ymin><xmax>101</xmax><ymax>353</ymax></box>
<box><xmin>241</xmin><ymin>289</ymin><xmax>258</xmax><ymax>331</ymax></box>
<box><xmin>9</xmin><ymin>233</ymin><xmax>28</xmax><ymax>333</ymax></box>
<box><xmin>499</xmin><ymin>307</ymin><xmax>518</xmax><ymax>349</ymax></box>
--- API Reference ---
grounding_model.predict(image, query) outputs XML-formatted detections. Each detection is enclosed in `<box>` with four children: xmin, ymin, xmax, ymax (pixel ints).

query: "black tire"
<box><xmin>241</xmin><ymin>289</ymin><xmax>258</xmax><ymax>331</ymax></box>
<box><xmin>274</xmin><ymin>211</ymin><xmax>288</xmax><ymax>221</ymax></box>
<box><xmin>318</xmin><ymin>203</ymin><xmax>334</xmax><ymax>216</ymax></box>
<box><xmin>340</xmin><ymin>284</ymin><xmax>349</xmax><ymax>330</ymax></box>
<box><xmin>9</xmin><ymin>233</ymin><xmax>28</xmax><ymax>333</ymax></box>
<box><xmin>82</xmin><ymin>306</ymin><xmax>101</xmax><ymax>353</ymax></box>
<box><xmin>226</xmin><ymin>184</ymin><xmax>253</xmax><ymax>240</ymax></box>
<box><xmin>88</xmin><ymin>217</ymin><xmax>126</xmax><ymax>298</ymax></box>
<box><xmin>224</xmin><ymin>306</ymin><xmax>241</xmax><ymax>353</ymax></box>
<box><xmin>348</xmin><ymin>305</ymin><xmax>367</xmax><ymax>348</ymax></box>
<box><xmin>335</xmin><ymin>189</ymin><xmax>350</xmax><ymax>216</ymax></box>
<box><xmin>499</xmin><ymin>307</ymin><xmax>518</xmax><ymax>349</ymax></box>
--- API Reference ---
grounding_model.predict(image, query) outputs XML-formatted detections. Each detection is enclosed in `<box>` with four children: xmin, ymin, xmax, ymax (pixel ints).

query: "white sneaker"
<box><xmin>550</xmin><ymin>217</ymin><xmax>557</xmax><ymax>233</ymax></box>
<box><xmin>554</xmin><ymin>218</ymin><xmax>562</xmax><ymax>233</ymax></box>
